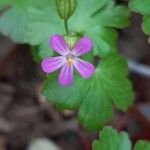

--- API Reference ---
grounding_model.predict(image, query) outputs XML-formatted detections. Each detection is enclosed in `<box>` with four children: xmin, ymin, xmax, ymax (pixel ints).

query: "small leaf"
<box><xmin>143</xmin><ymin>16</ymin><xmax>150</xmax><ymax>35</ymax></box>
<box><xmin>129</xmin><ymin>0</ymin><xmax>150</xmax><ymax>15</ymax></box>
<box><xmin>129</xmin><ymin>0</ymin><xmax>150</xmax><ymax>42</ymax></box>
<box><xmin>92</xmin><ymin>127</ymin><xmax>132</xmax><ymax>150</ymax></box>
<box><xmin>55</xmin><ymin>0</ymin><xmax>77</xmax><ymax>20</ymax></box>
<box><xmin>92</xmin><ymin>127</ymin><xmax>150</xmax><ymax>150</ymax></box>
<box><xmin>134</xmin><ymin>140</ymin><xmax>150</xmax><ymax>150</ymax></box>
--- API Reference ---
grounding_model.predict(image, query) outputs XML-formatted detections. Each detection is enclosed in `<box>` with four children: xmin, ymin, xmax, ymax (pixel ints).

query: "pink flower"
<box><xmin>41</xmin><ymin>35</ymin><xmax>95</xmax><ymax>86</ymax></box>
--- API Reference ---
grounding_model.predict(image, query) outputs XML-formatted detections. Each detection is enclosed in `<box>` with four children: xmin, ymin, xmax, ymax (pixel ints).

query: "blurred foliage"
<box><xmin>93</xmin><ymin>127</ymin><xmax>150</xmax><ymax>150</ymax></box>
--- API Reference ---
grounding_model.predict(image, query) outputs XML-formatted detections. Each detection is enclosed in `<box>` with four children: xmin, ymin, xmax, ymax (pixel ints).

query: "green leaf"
<box><xmin>92</xmin><ymin>127</ymin><xmax>150</xmax><ymax>150</ymax></box>
<box><xmin>92</xmin><ymin>127</ymin><xmax>132</xmax><ymax>150</ymax></box>
<box><xmin>0</xmin><ymin>6</ymin><xmax>27</xmax><ymax>42</ymax></box>
<box><xmin>55</xmin><ymin>0</ymin><xmax>77</xmax><ymax>20</ymax></box>
<box><xmin>24</xmin><ymin>0</ymin><xmax>64</xmax><ymax>45</ymax></box>
<box><xmin>129</xmin><ymin>0</ymin><xmax>150</xmax><ymax>15</ymax></box>
<box><xmin>93</xmin><ymin>1</ymin><xmax>131</xmax><ymax>28</ymax></box>
<box><xmin>0</xmin><ymin>0</ymin><xmax>11</xmax><ymax>10</ymax></box>
<box><xmin>0</xmin><ymin>0</ymin><xmax>30</xmax><ymax>42</ymax></box>
<box><xmin>129</xmin><ymin>0</ymin><xmax>150</xmax><ymax>41</ymax></box>
<box><xmin>24</xmin><ymin>0</ymin><xmax>130</xmax><ymax>58</ymax></box>
<box><xmin>134</xmin><ymin>140</ymin><xmax>150</xmax><ymax>150</ymax></box>
<box><xmin>39</xmin><ymin>40</ymin><xmax>54</xmax><ymax>59</ymax></box>
<box><xmin>143</xmin><ymin>16</ymin><xmax>150</xmax><ymax>35</ymax></box>
<box><xmin>87</xmin><ymin>27</ymin><xmax>118</xmax><ymax>56</ymax></box>
<box><xmin>31</xmin><ymin>41</ymin><xmax>54</xmax><ymax>63</ymax></box>
<box><xmin>0</xmin><ymin>0</ymin><xmax>131</xmax><ymax>58</ymax></box>
<box><xmin>31</xmin><ymin>46</ymin><xmax>41</xmax><ymax>63</ymax></box>
<box><xmin>43</xmin><ymin>53</ymin><xmax>133</xmax><ymax>130</ymax></box>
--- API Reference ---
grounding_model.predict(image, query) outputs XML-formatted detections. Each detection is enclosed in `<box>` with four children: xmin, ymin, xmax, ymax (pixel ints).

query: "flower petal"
<box><xmin>41</xmin><ymin>56</ymin><xmax>65</xmax><ymax>73</ymax></box>
<box><xmin>58</xmin><ymin>64</ymin><xmax>74</xmax><ymax>86</ymax></box>
<box><xmin>50</xmin><ymin>35</ymin><xmax>69</xmax><ymax>55</ymax></box>
<box><xmin>74</xmin><ymin>58</ymin><xmax>95</xmax><ymax>79</ymax></box>
<box><xmin>72</xmin><ymin>37</ymin><xmax>93</xmax><ymax>56</ymax></box>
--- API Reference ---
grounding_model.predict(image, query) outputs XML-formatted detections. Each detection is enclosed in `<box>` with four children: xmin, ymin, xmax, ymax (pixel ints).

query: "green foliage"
<box><xmin>43</xmin><ymin>53</ymin><xmax>133</xmax><ymax>131</ymax></box>
<box><xmin>0</xmin><ymin>0</ymin><xmax>11</xmax><ymax>9</ymax></box>
<box><xmin>93</xmin><ymin>127</ymin><xmax>131</xmax><ymax>150</ymax></box>
<box><xmin>129</xmin><ymin>0</ymin><xmax>150</xmax><ymax>42</ymax></box>
<box><xmin>68</xmin><ymin>0</ymin><xmax>131</xmax><ymax>56</ymax></box>
<box><xmin>92</xmin><ymin>127</ymin><xmax>150</xmax><ymax>150</ymax></box>
<box><xmin>0</xmin><ymin>0</ymin><xmax>131</xmax><ymax>58</ymax></box>
<box><xmin>0</xmin><ymin>0</ymin><xmax>30</xmax><ymax>42</ymax></box>
<box><xmin>55</xmin><ymin>0</ymin><xmax>77</xmax><ymax>20</ymax></box>
<box><xmin>134</xmin><ymin>140</ymin><xmax>150</xmax><ymax>150</ymax></box>
<box><xmin>129</xmin><ymin>0</ymin><xmax>150</xmax><ymax>15</ymax></box>
<box><xmin>0</xmin><ymin>6</ymin><xmax>28</xmax><ymax>42</ymax></box>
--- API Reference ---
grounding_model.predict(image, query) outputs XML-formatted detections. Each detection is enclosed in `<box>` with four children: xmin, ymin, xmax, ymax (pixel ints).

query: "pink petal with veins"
<box><xmin>41</xmin><ymin>56</ymin><xmax>65</xmax><ymax>73</ymax></box>
<box><xmin>72</xmin><ymin>37</ymin><xmax>93</xmax><ymax>56</ymax></box>
<box><xmin>74</xmin><ymin>58</ymin><xmax>95</xmax><ymax>79</ymax></box>
<box><xmin>58</xmin><ymin>64</ymin><xmax>74</xmax><ymax>86</ymax></box>
<box><xmin>50</xmin><ymin>35</ymin><xmax>69</xmax><ymax>56</ymax></box>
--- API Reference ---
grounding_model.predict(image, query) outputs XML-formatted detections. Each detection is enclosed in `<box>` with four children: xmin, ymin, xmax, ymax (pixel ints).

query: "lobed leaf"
<box><xmin>92</xmin><ymin>127</ymin><xmax>131</xmax><ymax>150</ymax></box>
<box><xmin>0</xmin><ymin>0</ymin><xmax>133</xmax><ymax>131</ymax></box>
<box><xmin>0</xmin><ymin>0</ymin><xmax>131</xmax><ymax>58</ymax></box>
<box><xmin>92</xmin><ymin>127</ymin><xmax>150</xmax><ymax>150</ymax></box>
<box><xmin>43</xmin><ymin>53</ymin><xmax>134</xmax><ymax>131</ymax></box>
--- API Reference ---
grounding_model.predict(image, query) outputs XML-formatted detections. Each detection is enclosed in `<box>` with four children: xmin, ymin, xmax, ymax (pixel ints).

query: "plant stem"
<box><xmin>64</xmin><ymin>20</ymin><xmax>69</xmax><ymax>34</ymax></box>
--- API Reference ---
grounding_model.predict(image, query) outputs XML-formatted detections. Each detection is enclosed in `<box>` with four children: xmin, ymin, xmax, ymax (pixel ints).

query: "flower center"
<box><xmin>66</xmin><ymin>54</ymin><xmax>74</xmax><ymax>65</ymax></box>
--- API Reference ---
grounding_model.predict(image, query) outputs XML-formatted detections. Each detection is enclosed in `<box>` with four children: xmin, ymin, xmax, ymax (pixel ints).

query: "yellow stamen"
<box><xmin>67</xmin><ymin>57</ymin><xmax>74</xmax><ymax>65</ymax></box>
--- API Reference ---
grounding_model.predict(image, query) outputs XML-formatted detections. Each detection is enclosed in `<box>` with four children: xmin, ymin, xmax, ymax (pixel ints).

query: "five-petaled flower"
<box><xmin>41</xmin><ymin>35</ymin><xmax>95</xmax><ymax>86</ymax></box>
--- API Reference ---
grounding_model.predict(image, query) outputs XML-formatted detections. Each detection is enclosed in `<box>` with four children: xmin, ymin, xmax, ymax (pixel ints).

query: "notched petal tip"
<box><xmin>41</xmin><ymin>58</ymin><xmax>50</xmax><ymax>73</ymax></box>
<box><xmin>72</xmin><ymin>37</ymin><xmax>93</xmax><ymax>56</ymax></box>
<box><xmin>82</xmin><ymin>37</ymin><xmax>93</xmax><ymax>49</ymax></box>
<box><xmin>41</xmin><ymin>56</ymin><xmax>65</xmax><ymax>74</ymax></box>
<box><xmin>81</xmin><ymin>63</ymin><xmax>95</xmax><ymax>79</ymax></box>
<box><xmin>74</xmin><ymin>58</ymin><xmax>95</xmax><ymax>79</ymax></box>
<box><xmin>50</xmin><ymin>35</ymin><xmax>69</xmax><ymax>56</ymax></box>
<box><xmin>50</xmin><ymin>34</ymin><xmax>62</xmax><ymax>43</ymax></box>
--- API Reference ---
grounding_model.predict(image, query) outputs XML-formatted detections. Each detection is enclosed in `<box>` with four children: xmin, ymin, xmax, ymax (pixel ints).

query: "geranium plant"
<box><xmin>0</xmin><ymin>0</ymin><xmax>150</xmax><ymax>149</ymax></box>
